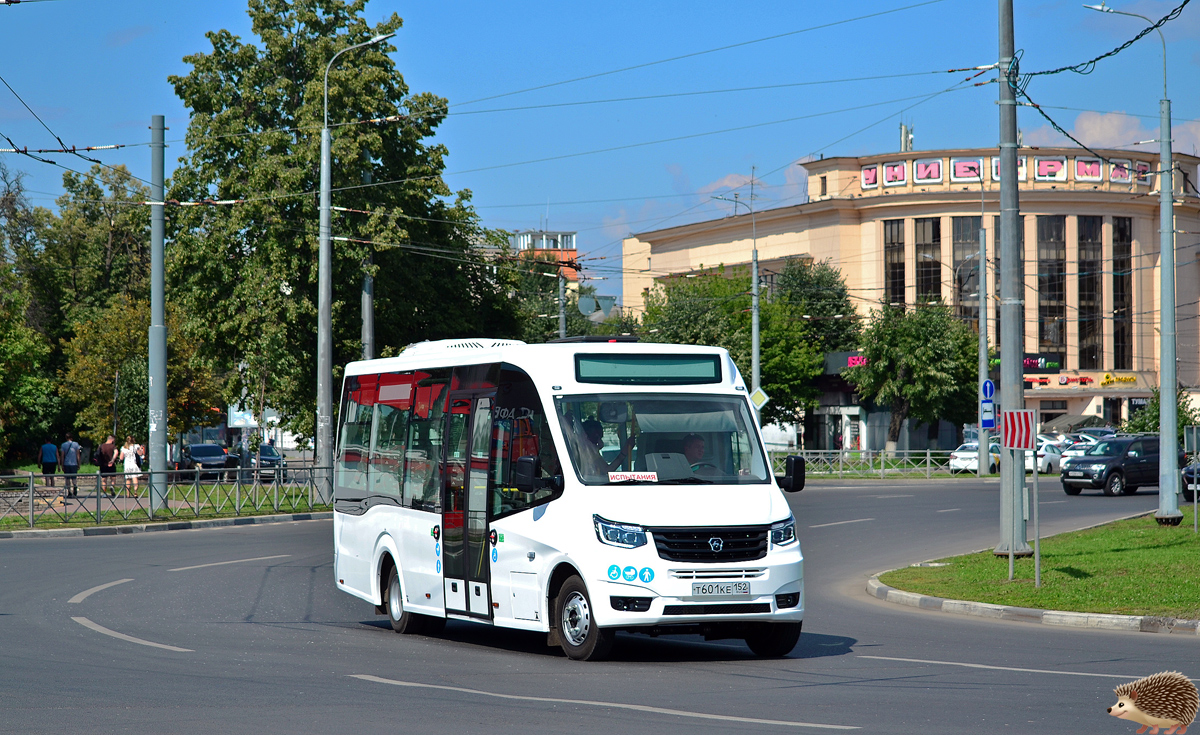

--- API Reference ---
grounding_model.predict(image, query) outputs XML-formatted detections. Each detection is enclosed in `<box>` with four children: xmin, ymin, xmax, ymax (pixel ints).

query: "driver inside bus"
<box><xmin>683</xmin><ymin>434</ymin><xmax>719</xmax><ymax>477</ymax></box>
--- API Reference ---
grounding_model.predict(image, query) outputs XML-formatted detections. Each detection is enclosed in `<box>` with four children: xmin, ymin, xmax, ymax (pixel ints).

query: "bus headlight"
<box><xmin>594</xmin><ymin>515</ymin><xmax>647</xmax><ymax>549</ymax></box>
<box><xmin>771</xmin><ymin>517</ymin><xmax>797</xmax><ymax>546</ymax></box>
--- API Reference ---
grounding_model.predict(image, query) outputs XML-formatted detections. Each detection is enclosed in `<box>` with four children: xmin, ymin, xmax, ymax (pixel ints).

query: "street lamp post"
<box><xmin>713</xmin><ymin>177</ymin><xmax>760</xmax><ymax>423</ymax></box>
<box><xmin>1085</xmin><ymin>3</ymin><xmax>1180</xmax><ymax>524</ymax></box>
<box><xmin>318</xmin><ymin>31</ymin><xmax>394</xmax><ymax>501</ymax></box>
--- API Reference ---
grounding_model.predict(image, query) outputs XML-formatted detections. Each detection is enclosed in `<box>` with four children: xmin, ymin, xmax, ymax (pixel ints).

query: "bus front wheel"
<box><xmin>385</xmin><ymin>566</ymin><xmax>425</xmax><ymax>634</ymax></box>
<box><xmin>555</xmin><ymin>575</ymin><xmax>614</xmax><ymax>661</ymax></box>
<box><xmin>744</xmin><ymin>622</ymin><xmax>802</xmax><ymax>658</ymax></box>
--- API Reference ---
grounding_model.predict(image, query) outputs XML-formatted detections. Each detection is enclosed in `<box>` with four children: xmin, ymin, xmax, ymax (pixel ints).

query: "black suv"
<box><xmin>1061</xmin><ymin>435</ymin><xmax>1185</xmax><ymax>496</ymax></box>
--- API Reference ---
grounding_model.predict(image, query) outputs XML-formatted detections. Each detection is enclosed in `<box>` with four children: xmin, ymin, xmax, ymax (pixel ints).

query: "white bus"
<box><xmin>333</xmin><ymin>338</ymin><xmax>805</xmax><ymax>660</ymax></box>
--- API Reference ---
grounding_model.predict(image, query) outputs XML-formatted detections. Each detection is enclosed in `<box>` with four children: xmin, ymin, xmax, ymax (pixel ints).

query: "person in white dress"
<box><xmin>120</xmin><ymin>435</ymin><xmax>143</xmax><ymax>496</ymax></box>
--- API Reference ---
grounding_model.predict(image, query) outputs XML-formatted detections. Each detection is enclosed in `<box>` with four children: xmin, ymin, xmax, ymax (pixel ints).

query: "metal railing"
<box><xmin>0</xmin><ymin>466</ymin><xmax>332</xmax><ymax>530</ymax></box>
<box><xmin>769</xmin><ymin>449</ymin><xmax>959</xmax><ymax>479</ymax></box>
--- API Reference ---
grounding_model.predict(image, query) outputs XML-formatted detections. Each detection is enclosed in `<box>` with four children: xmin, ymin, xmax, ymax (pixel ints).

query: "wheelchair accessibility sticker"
<box><xmin>608</xmin><ymin>565</ymin><xmax>621</xmax><ymax>580</ymax></box>
<box><xmin>491</xmin><ymin>548</ymin><xmax>498</xmax><ymax>563</ymax></box>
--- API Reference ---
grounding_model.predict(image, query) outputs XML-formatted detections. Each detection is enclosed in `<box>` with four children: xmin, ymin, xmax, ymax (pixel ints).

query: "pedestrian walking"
<box><xmin>39</xmin><ymin>439</ymin><xmax>58</xmax><ymax>487</ymax></box>
<box><xmin>96</xmin><ymin>435</ymin><xmax>118</xmax><ymax>497</ymax></box>
<box><xmin>120</xmin><ymin>436</ymin><xmax>143</xmax><ymax>497</ymax></box>
<box><xmin>59</xmin><ymin>433</ymin><xmax>81</xmax><ymax>498</ymax></box>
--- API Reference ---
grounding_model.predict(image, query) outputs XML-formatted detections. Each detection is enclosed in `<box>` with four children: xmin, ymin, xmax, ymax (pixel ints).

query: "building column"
<box><xmin>1102</xmin><ymin>216</ymin><xmax>1114</xmax><ymax>370</ymax></box>
<box><xmin>1024</xmin><ymin>214</ymin><xmax>1039</xmax><ymax>356</ymax></box>
<box><xmin>1064</xmin><ymin>215</ymin><xmax>1079</xmax><ymax>372</ymax></box>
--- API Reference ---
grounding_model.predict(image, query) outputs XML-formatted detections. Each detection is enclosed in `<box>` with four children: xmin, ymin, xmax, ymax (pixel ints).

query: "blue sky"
<box><xmin>2</xmin><ymin>0</ymin><xmax>1197</xmax><ymax>300</ymax></box>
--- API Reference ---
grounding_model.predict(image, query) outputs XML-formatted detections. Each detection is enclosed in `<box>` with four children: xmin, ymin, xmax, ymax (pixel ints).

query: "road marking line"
<box><xmin>168</xmin><ymin>554</ymin><xmax>290</xmax><ymax>572</ymax></box>
<box><xmin>68</xmin><ymin>578</ymin><xmax>133</xmax><ymax>604</ymax></box>
<box><xmin>809</xmin><ymin>518</ymin><xmax>874</xmax><ymax>528</ymax></box>
<box><xmin>858</xmin><ymin>655</ymin><xmax>1138</xmax><ymax>679</ymax></box>
<box><xmin>71</xmin><ymin>616</ymin><xmax>192</xmax><ymax>652</ymax></box>
<box><xmin>1040</xmin><ymin>500</ymin><xmax>1067</xmax><ymax>504</ymax></box>
<box><xmin>868</xmin><ymin>494</ymin><xmax>914</xmax><ymax>498</ymax></box>
<box><xmin>350</xmin><ymin>674</ymin><xmax>857</xmax><ymax>730</ymax></box>
<box><xmin>936</xmin><ymin>508</ymin><xmax>961</xmax><ymax>513</ymax></box>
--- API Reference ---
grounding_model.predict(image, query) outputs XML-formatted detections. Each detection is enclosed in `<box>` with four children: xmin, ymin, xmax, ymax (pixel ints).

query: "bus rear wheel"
<box><xmin>555</xmin><ymin>575</ymin><xmax>614</xmax><ymax>661</ymax></box>
<box><xmin>744</xmin><ymin>622</ymin><xmax>802</xmax><ymax>658</ymax></box>
<box><xmin>386</xmin><ymin>566</ymin><xmax>425</xmax><ymax>634</ymax></box>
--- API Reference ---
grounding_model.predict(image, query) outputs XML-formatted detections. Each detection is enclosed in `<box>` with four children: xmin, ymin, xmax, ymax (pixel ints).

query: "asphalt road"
<box><xmin>1</xmin><ymin>477</ymin><xmax>1195</xmax><ymax>734</ymax></box>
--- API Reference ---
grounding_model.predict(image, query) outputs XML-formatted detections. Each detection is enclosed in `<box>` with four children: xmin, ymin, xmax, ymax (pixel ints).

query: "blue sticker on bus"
<box><xmin>491</xmin><ymin>548</ymin><xmax>498</xmax><ymax>563</ymax></box>
<box><xmin>622</xmin><ymin>566</ymin><xmax>637</xmax><ymax>582</ymax></box>
<box><xmin>434</xmin><ymin>542</ymin><xmax>440</xmax><ymax>557</ymax></box>
<box><xmin>436</xmin><ymin>560</ymin><xmax>441</xmax><ymax>574</ymax></box>
<box><xmin>639</xmin><ymin>567</ymin><xmax>654</xmax><ymax>583</ymax></box>
<box><xmin>608</xmin><ymin>565</ymin><xmax>621</xmax><ymax>580</ymax></box>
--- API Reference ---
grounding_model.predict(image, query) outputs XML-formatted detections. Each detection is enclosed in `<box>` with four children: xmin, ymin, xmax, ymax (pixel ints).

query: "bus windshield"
<box><xmin>554</xmin><ymin>393</ymin><xmax>770</xmax><ymax>485</ymax></box>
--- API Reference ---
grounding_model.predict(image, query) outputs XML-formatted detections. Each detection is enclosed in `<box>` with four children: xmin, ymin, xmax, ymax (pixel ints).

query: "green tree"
<box><xmin>844</xmin><ymin>303</ymin><xmax>977</xmax><ymax>449</ymax></box>
<box><xmin>1122</xmin><ymin>388</ymin><xmax>1200</xmax><ymax>441</ymax></box>
<box><xmin>511</xmin><ymin>252</ymin><xmax>596</xmax><ymax>343</ymax></box>
<box><xmin>0</xmin><ymin>265</ymin><xmax>53</xmax><ymax>460</ymax></box>
<box><xmin>166</xmin><ymin>0</ymin><xmax>519</xmax><ymax>438</ymax></box>
<box><xmin>773</xmin><ymin>258</ymin><xmax>860</xmax><ymax>353</ymax></box>
<box><xmin>640</xmin><ymin>268</ymin><xmax>821</xmax><ymax>425</ymax></box>
<box><xmin>59</xmin><ymin>297</ymin><xmax>222</xmax><ymax>444</ymax></box>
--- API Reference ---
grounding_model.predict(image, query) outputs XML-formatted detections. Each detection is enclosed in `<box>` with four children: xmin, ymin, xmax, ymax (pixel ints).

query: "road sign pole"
<box><xmin>1033</xmin><ymin>409</ymin><xmax>1040</xmax><ymax>587</ymax></box>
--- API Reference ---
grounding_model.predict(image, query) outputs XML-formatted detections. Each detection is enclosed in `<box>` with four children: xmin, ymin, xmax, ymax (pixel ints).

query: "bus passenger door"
<box><xmin>442</xmin><ymin>393</ymin><xmax>495</xmax><ymax>618</ymax></box>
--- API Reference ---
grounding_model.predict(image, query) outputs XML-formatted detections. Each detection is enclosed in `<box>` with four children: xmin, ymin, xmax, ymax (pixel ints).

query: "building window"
<box><xmin>1112</xmin><ymin>217</ymin><xmax>1132</xmax><ymax>370</ymax></box>
<box><xmin>820</xmin><ymin>175</ymin><xmax>827</xmax><ymax>196</ymax></box>
<box><xmin>915</xmin><ymin>217</ymin><xmax>941</xmax><ymax>302</ymax></box>
<box><xmin>1037</xmin><ymin>216</ymin><xmax>1066</xmax><ymax>354</ymax></box>
<box><xmin>993</xmin><ymin>215</ymin><xmax>1025</xmax><ymax>348</ymax></box>
<box><xmin>952</xmin><ymin>217</ymin><xmax>981</xmax><ymax>329</ymax></box>
<box><xmin>1041</xmin><ymin>400</ymin><xmax>1067</xmax><ymax>425</ymax></box>
<box><xmin>1077</xmin><ymin>216</ymin><xmax>1102</xmax><ymax>369</ymax></box>
<box><xmin>884</xmin><ymin>219</ymin><xmax>905</xmax><ymax>306</ymax></box>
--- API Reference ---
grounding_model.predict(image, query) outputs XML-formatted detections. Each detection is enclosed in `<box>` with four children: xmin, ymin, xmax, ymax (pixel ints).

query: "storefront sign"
<box><xmin>1100</xmin><ymin>373</ymin><xmax>1138</xmax><ymax>388</ymax></box>
<box><xmin>1023</xmin><ymin>353</ymin><xmax>1063</xmax><ymax>374</ymax></box>
<box><xmin>860</xmin><ymin>164</ymin><xmax>879</xmax><ymax>189</ymax></box>
<box><xmin>950</xmin><ymin>157</ymin><xmax>984</xmax><ymax>183</ymax></box>
<box><xmin>847</xmin><ymin>355</ymin><xmax>868</xmax><ymax>367</ymax></box>
<box><xmin>1135</xmin><ymin>161</ymin><xmax>1152</xmax><ymax>185</ymax></box>
<box><xmin>1058</xmin><ymin>375</ymin><xmax>1095</xmax><ymax>385</ymax></box>
<box><xmin>1034</xmin><ymin>156</ymin><xmax>1068</xmax><ymax>182</ymax></box>
<box><xmin>914</xmin><ymin>158</ymin><xmax>943</xmax><ymax>184</ymax></box>
<box><xmin>883</xmin><ymin>161</ymin><xmax>907</xmax><ymax>187</ymax></box>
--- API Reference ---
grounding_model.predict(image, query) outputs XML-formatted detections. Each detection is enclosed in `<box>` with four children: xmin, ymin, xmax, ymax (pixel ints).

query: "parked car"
<box><xmin>178</xmin><ymin>443</ymin><xmax>233</xmax><ymax>480</ymax></box>
<box><xmin>1036</xmin><ymin>442</ymin><xmax>1063</xmax><ymax>474</ymax></box>
<box><xmin>225</xmin><ymin>444</ymin><xmax>286</xmax><ymax>482</ymax></box>
<box><xmin>1181</xmin><ymin>463</ymin><xmax>1200</xmax><ymax>502</ymax></box>
<box><xmin>1078</xmin><ymin>427</ymin><xmax>1116</xmax><ymax>439</ymax></box>
<box><xmin>949</xmin><ymin>442</ymin><xmax>1000</xmax><ymax>473</ymax></box>
<box><xmin>1060</xmin><ymin>434</ymin><xmax>1099</xmax><ymax>459</ymax></box>
<box><xmin>1061</xmin><ymin>434</ymin><xmax>1186</xmax><ymax>496</ymax></box>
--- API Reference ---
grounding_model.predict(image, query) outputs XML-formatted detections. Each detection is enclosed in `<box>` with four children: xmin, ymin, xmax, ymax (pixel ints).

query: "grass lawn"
<box><xmin>879</xmin><ymin>508</ymin><xmax>1200</xmax><ymax>619</ymax></box>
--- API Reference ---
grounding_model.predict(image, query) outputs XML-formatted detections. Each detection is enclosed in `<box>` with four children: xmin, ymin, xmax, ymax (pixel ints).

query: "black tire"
<box><xmin>1183</xmin><ymin>489</ymin><xmax>1195</xmax><ymax>503</ymax></box>
<box><xmin>745</xmin><ymin>621</ymin><xmax>802</xmax><ymax>658</ymax></box>
<box><xmin>555</xmin><ymin>575</ymin><xmax>614</xmax><ymax>661</ymax></box>
<box><xmin>1062</xmin><ymin>483</ymin><xmax>1082</xmax><ymax>496</ymax></box>
<box><xmin>1103</xmin><ymin>472</ymin><xmax>1124</xmax><ymax>497</ymax></box>
<box><xmin>384</xmin><ymin>565</ymin><xmax>425</xmax><ymax>634</ymax></box>
<box><xmin>1122</xmin><ymin>485</ymin><xmax>1138</xmax><ymax>495</ymax></box>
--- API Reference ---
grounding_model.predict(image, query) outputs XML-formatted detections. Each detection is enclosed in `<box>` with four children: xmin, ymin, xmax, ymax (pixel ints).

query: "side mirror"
<box><xmin>513</xmin><ymin>455</ymin><xmax>540</xmax><ymax>493</ymax></box>
<box><xmin>776</xmin><ymin>455</ymin><xmax>806</xmax><ymax>493</ymax></box>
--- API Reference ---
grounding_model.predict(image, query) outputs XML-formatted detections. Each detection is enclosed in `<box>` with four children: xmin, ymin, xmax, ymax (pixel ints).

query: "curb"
<box><xmin>0</xmin><ymin>512</ymin><xmax>332</xmax><ymax>540</ymax></box>
<box><xmin>865</xmin><ymin>575</ymin><xmax>1200</xmax><ymax>635</ymax></box>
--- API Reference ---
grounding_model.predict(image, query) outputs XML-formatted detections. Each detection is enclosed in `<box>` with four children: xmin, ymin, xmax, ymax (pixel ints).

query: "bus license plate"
<box><xmin>692</xmin><ymin>582</ymin><xmax>750</xmax><ymax>597</ymax></box>
<box><xmin>1069</xmin><ymin>471</ymin><xmax>1084</xmax><ymax>477</ymax></box>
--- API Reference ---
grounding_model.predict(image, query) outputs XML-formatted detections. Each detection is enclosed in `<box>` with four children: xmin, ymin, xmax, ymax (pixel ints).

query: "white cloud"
<box><xmin>1024</xmin><ymin>111</ymin><xmax>1200</xmax><ymax>156</ymax></box>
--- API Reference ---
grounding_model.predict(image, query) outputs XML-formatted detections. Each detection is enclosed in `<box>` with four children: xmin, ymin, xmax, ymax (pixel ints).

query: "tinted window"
<box><xmin>491</xmin><ymin>365</ymin><xmax>563</xmax><ymax>519</ymax></box>
<box><xmin>372</xmin><ymin>371</ymin><xmax>415</xmax><ymax>500</ymax></box>
<box><xmin>1086</xmin><ymin>440</ymin><xmax>1126</xmax><ymax>456</ymax></box>
<box><xmin>1126</xmin><ymin>441</ymin><xmax>1143</xmax><ymax>458</ymax></box>
<box><xmin>1144</xmin><ymin>438</ymin><xmax>1159</xmax><ymax>455</ymax></box>
<box><xmin>336</xmin><ymin>374</ymin><xmax>376</xmax><ymax>499</ymax></box>
<box><xmin>403</xmin><ymin>368</ymin><xmax>451</xmax><ymax>512</ymax></box>
<box><xmin>258</xmin><ymin>445</ymin><xmax>280</xmax><ymax>457</ymax></box>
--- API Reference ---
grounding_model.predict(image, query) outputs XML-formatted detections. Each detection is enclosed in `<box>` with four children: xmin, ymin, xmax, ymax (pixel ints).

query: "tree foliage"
<box><xmin>1122</xmin><ymin>387</ymin><xmax>1200</xmax><ymax>441</ymax></box>
<box><xmin>59</xmin><ymin>297</ymin><xmax>222</xmax><ymax>444</ymax></box>
<box><xmin>773</xmin><ymin>258</ymin><xmax>861</xmax><ymax>353</ymax></box>
<box><xmin>0</xmin><ymin>265</ymin><xmax>53</xmax><ymax>459</ymax></box>
<box><xmin>640</xmin><ymin>268</ymin><xmax>822</xmax><ymax>425</ymax></box>
<box><xmin>510</xmin><ymin>253</ymin><xmax>597</xmax><ymax>343</ymax></box>
<box><xmin>843</xmin><ymin>303</ymin><xmax>977</xmax><ymax>445</ymax></box>
<box><xmin>166</xmin><ymin>0</ymin><xmax>519</xmax><ymax>439</ymax></box>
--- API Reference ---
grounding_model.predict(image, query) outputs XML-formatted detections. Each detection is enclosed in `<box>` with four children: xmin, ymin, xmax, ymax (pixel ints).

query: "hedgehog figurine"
<box><xmin>1108</xmin><ymin>671</ymin><xmax>1198</xmax><ymax>734</ymax></box>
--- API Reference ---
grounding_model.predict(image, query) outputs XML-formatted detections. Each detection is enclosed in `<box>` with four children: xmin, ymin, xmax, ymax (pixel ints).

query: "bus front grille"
<box><xmin>647</xmin><ymin>526</ymin><xmax>769</xmax><ymax>563</ymax></box>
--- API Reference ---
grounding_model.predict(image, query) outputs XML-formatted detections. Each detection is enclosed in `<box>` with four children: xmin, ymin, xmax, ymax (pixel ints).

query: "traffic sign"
<box><xmin>749</xmin><ymin>387</ymin><xmax>770</xmax><ymax>410</ymax></box>
<box><xmin>982</xmin><ymin>379</ymin><xmax>995</xmax><ymax>400</ymax></box>
<box><xmin>980</xmin><ymin>400</ymin><xmax>995</xmax><ymax>429</ymax></box>
<box><xmin>1185</xmin><ymin>426</ymin><xmax>1200</xmax><ymax>453</ymax></box>
<box><xmin>1002</xmin><ymin>410</ymin><xmax>1036</xmax><ymax>449</ymax></box>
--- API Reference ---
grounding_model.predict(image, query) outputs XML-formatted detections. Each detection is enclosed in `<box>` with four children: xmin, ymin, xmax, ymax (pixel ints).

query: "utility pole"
<box><xmin>996</xmin><ymin>0</ymin><xmax>1031</xmax><ymax>556</ymax></box>
<box><xmin>361</xmin><ymin>160</ymin><xmax>374</xmax><ymax>361</ymax></box>
<box><xmin>978</xmin><ymin>170</ymin><xmax>989</xmax><ymax>477</ymax></box>
<box><xmin>558</xmin><ymin>266</ymin><xmax>566</xmax><ymax>339</ymax></box>
<box><xmin>147</xmin><ymin>115</ymin><xmax>168</xmax><ymax>515</ymax></box>
<box><xmin>750</xmin><ymin>167</ymin><xmax>760</xmax><ymax>417</ymax></box>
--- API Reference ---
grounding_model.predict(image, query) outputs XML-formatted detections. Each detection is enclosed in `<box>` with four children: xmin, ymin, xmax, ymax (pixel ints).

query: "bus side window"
<box><xmin>336</xmin><ymin>374</ymin><xmax>376</xmax><ymax>499</ymax></box>
<box><xmin>372</xmin><ymin>371</ymin><xmax>414</xmax><ymax>500</ymax></box>
<box><xmin>490</xmin><ymin>365</ymin><xmax>563</xmax><ymax>519</ymax></box>
<box><xmin>403</xmin><ymin>369</ymin><xmax>450</xmax><ymax>512</ymax></box>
